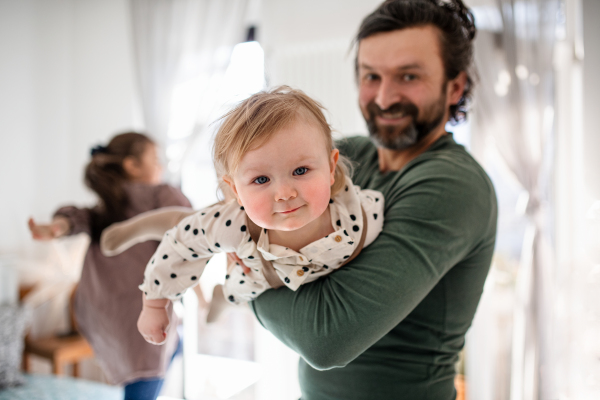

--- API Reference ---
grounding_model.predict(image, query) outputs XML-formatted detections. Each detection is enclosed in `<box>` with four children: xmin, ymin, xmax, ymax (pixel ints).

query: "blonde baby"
<box><xmin>110</xmin><ymin>87</ymin><xmax>385</xmax><ymax>344</ymax></box>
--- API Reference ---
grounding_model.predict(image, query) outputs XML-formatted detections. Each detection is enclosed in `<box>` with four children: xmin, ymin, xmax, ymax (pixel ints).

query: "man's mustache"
<box><xmin>367</xmin><ymin>101</ymin><xmax>419</xmax><ymax>119</ymax></box>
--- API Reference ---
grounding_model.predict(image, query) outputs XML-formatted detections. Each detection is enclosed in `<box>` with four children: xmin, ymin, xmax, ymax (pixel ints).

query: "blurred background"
<box><xmin>0</xmin><ymin>0</ymin><xmax>599</xmax><ymax>399</ymax></box>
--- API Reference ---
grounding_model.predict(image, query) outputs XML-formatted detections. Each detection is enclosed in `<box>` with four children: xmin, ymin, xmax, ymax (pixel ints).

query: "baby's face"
<box><xmin>227</xmin><ymin>118</ymin><xmax>338</xmax><ymax>232</ymax></box>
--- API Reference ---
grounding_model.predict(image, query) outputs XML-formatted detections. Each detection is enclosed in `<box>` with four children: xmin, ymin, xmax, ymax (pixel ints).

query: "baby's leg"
<box><xmin>100</xmin><ymin>207</ymin><xmax>195</xmax><ymax>256</ymax></box>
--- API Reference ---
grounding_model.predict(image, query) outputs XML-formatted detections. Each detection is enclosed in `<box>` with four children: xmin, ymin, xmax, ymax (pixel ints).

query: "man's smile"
<box><xmin>376</xmin><ymin>113</ymin><xmax>411</xmax><ymax>125</ymax></box>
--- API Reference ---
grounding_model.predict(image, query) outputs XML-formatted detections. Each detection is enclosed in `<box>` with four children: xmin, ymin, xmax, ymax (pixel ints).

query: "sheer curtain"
<box><xmin>471</xmin><ymin>1</ymin><xmax>559</xmax><ymax>399</ymax></box>
<box><xmin>129</xmin><ymin>0</ymin><xmax>249</xmax><ymax>157</ymax></box>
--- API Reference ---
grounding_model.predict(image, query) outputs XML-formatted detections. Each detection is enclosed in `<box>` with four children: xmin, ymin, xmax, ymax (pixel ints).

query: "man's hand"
<box><xmin>28</xmin><ymin>217</ymin><xmax>70</xmax><ymax>240</ymax></box>
<box><xmin>227</xmin><ymin>253</ymin><xmax>251</xmax><ymax>274</ymax></box>
<box><xmin>138</xmin><ymin>296</ymin><xmax>170</xmax><ymax>345</ymax></box>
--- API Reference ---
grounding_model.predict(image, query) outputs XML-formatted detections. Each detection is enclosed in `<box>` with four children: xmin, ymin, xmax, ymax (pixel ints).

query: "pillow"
<box><xmin>0</xmin><ymin>304</ymin><xmax>31</xmax><ymax>388</ymax></box>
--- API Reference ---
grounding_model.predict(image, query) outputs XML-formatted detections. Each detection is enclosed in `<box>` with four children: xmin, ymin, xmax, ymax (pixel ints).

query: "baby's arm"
<box><xmin>138</xmin><ymin>295</ymin><xmax>171</xmax><ymax>345</ymax></box>
<box><xmin>100</xmin><ymin>207</ymin><xmax>195</xmax><ymax>256</ymax></box>
<box><xmin>137</xmin><ymin>202</ymin><xmax>249</xmax><ymax>341</ymax></box>
<box><xmin>137</xmin><ymin>224</ymin><xmax>212</xmax><ymax>344</ymax></box>
<box><xmin>139</xmin><ymin>201</ymin><xmax>247</xmax><ymax>302</ymax></box>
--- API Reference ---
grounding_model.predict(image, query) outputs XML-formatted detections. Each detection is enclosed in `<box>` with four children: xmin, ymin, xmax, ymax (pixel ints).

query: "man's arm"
<box><xmin>250</xmin><ymin>158</ymin><xmax>497</xmax><ymax>370</ymax></box>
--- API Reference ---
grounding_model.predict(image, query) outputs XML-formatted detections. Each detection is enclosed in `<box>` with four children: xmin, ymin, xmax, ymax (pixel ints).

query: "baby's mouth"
<box><xmin>280</xmin><ymin>206</ymin><xmax>302</xmax><ymax>214</ymax></box>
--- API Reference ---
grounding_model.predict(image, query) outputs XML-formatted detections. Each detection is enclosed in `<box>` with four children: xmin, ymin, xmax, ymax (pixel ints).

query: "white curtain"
<box><xmin>130</xmin><ymin>0</ymin><xmax>249</xmax><ymax>155</ymax></box>
<box><xmin>471</xmin><ymin>1</ymin><xmax>559</xmax><ymax>399</ymax></box>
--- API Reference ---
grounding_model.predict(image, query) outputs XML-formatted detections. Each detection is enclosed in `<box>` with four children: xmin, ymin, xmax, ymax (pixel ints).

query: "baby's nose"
<box><xmin>275</xmin><ymin>181</ymin><xmax>297</xmax><ymax>201</ymax></box>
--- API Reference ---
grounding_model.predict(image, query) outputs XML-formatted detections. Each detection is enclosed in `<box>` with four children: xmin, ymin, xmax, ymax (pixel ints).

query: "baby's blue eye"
<box><xmin>253</xmin><ymin>176</ymin><xmax>269</xmax><ymax>184</ymax></box>
<box><xmin>293</xmin><ymin>167</ymin><xmax>308</xmax><ymax>176</ymax></box>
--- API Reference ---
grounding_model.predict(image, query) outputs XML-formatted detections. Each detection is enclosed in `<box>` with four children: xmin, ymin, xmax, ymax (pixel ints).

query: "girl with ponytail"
<box><xmin>28</xmin><ymin>132</ymin><xmax>191</xmax><ymax>400</ymax></box>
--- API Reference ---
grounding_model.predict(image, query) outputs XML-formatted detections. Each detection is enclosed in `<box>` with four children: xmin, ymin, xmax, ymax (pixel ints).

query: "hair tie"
<box><xmin>90</xmin><ymin>145</ymin><xmax>109</xmax><ymax>156</ymax></box>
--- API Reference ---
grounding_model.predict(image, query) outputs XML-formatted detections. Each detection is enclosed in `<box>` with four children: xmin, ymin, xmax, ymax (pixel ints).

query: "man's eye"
<box><xmin>293</xmin><ymin>167</ymin><xmax>308</xmax><ymax>176</ymax></box>
<box><xmin>403</xmin><ymin>74</ymin><xmax>416</xmax><ymax>82</ymax></box>
<box><xmin>364</xmin><ymin>73</ymin><xmax>379</xmax><ymax>82</ymax></box>
<box><xmin>253</xmin><ymin>176</ymin><xmax>269</xmax><ymax>184</ymax></box>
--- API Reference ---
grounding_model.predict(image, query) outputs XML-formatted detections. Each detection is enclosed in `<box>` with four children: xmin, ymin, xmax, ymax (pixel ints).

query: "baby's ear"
<box><xmin>329</xmin><ymin>149</ymin><xmax>339</xmax><ymax>186</ymax></box>
<box><xmin>222</xmin><ymin>176</ymin><xmax>242</xmax><ymax>205</ymax></box>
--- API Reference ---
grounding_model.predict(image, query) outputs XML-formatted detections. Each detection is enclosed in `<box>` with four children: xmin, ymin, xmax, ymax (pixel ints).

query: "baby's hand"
<box><xmin>137</xmin><ymin>304</ymin><xmax>170</xmax><ymax>345</ymax></box>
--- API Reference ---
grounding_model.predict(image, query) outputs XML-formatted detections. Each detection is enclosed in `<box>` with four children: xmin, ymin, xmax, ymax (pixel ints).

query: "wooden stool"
<box><xmin>455</xmin><ymin>374</ymin><xmax>466</xmax><ymax>400</ymax></box>
<box><xmin>22</xmin><ymin>283</ymin><xmax>94</xmax><ymax>377</ymax></box>
<box><xmin>23</xmin><ymin>333</ymin><xmax>94</xmax><ymax>376</ymax></box>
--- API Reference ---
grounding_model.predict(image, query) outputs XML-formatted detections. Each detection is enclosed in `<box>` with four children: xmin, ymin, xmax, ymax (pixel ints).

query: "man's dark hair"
<box><xmin>355</xmin><ymin>0</ymin><xmax>477</xmax><ymax>124</ymax></box>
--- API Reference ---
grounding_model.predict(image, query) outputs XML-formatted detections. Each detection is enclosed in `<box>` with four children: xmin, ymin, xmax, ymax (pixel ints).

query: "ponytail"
<box><xmin>84</xmin><ymin>132</ymin><xmax>154</xmax><ymax>241</ymax></box>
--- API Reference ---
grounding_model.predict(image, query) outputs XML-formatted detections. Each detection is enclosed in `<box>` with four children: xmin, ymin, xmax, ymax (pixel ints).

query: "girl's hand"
<box><xmin>138</xmin><ymin>299</ymin><xmax>170</xmax><ymax>345</ymax></box>
<box><xmin>28</xmin><ymin>217</ymin><xmax>70</xmax><ymax>240</ymax></box>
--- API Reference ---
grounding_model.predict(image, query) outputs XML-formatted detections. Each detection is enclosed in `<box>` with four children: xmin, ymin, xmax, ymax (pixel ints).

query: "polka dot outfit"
<box><xmin>139</xmin><ymin>176</ymin><xmax>384</xmax><ymax>304</ymax></box>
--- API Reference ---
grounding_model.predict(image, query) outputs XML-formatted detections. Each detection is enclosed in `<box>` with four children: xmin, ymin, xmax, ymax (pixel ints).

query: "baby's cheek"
<box><xmin>304</xmin><ymin>182</ymin><xmax>332</xmax><ymax>214</ymax></box>
<box><xmin>240</xmin><ymin>195</ymin><xmax>272</xmax><ymax>228</ymax></box>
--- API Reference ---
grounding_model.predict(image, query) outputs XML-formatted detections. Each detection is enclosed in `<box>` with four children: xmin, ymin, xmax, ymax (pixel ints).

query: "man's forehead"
<box><xmin>357</xmin><ymin>26</ymin><xmax>443</xmax><ymax>70</ymax></box>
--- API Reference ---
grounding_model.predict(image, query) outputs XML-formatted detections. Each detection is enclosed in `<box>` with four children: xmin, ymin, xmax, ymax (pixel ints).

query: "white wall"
<box><xmin>0</xmin><ymin>0</ymin><xmax>37</xmax><ymax>255</ymax></box>
<box><xmin>582</xmin><ymin>0</ymin><xmax>600</xmax><ymax>201</ymax></box>
<box><xmin>0</xmin><ymin>0</ymin><xmax>138</xmax><ymax>255</ymax></box>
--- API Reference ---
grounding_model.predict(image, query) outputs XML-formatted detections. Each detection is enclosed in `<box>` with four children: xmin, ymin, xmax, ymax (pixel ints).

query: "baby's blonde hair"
<box><xmin>213</xmin><ymin>86</ymin><xmax>351</xmax><ymax>196</ymax></box>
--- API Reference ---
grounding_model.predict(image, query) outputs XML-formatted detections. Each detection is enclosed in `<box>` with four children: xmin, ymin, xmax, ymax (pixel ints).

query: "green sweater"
<box><xmin>250</xmin><ymin>134</ymin><xmax>497</xmax><ymax>400</ymax></box>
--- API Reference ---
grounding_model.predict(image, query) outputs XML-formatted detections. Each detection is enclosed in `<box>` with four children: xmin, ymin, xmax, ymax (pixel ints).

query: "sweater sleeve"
<box><xmin>53</xmin><ymin>206</ymin><xmax>93</xmax><ymax>236</ymax></box>
<box><xmin>250</xmin><ymin>156</ymin><xmax>497</xmax><ymax>370</ymax></box>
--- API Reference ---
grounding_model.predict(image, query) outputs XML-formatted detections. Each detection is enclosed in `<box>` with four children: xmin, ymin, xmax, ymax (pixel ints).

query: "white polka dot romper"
<box><xmin>139</xmin><ymin>176</ymin><xmax>385</xmax><ymax>304</ymax></box>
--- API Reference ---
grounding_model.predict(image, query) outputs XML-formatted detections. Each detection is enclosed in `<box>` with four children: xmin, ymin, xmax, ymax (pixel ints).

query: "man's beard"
<box><xmin>364</xmin><ymin>92</ymin><xmax>447</xmax><ymax>151</ymax></box>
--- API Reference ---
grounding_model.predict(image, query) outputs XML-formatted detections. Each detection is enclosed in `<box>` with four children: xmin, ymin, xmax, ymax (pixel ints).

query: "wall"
<box><xmin>0</xmin><ymin>0</ymin><xmax>138</xmax><ymax>256</ymax></box>
<box><xmin>582</xmin><ymin>0</ymin><xmax>600</xmax><ymax>201</ymax></box>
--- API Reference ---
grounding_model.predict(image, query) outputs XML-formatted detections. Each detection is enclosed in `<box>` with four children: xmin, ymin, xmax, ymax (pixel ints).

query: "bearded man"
<box><xmin>250</xmin><ymin>1</ymin><xmax>498</xmax><ymax>399</ymax></box>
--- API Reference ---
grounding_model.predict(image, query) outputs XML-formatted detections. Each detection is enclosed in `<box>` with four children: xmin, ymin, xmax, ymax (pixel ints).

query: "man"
<box><xmin>250</xmin><ymin>1</ymin><xmax>497</xmax><ymax>399</ymax></box>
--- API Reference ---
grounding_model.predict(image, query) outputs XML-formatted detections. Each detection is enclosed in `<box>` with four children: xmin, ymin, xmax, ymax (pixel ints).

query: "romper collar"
<box><xmin>254</xmin><ymin>176</ymin><xmax>366</xmax><ymax>289</ymax></box>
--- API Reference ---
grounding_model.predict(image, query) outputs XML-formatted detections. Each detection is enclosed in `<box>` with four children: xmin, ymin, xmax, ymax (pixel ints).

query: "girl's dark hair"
<box><xmin>84</xmin><ymin>132</ymin><xmax>154</xmax><ymax>240</ymax></box>
<box><xmin>355</xmin><ymin>0</ymin><xmax>477</xmax><ymax>124</ymax></box>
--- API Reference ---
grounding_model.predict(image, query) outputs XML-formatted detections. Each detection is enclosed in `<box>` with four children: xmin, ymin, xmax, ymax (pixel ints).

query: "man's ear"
<box><xmin>447</xmin><ymin>71</ymin><xmax>468</xmax><ymax>106</ymax></box>
<box><xmin>122</xmin><ymin>156</ymin><xmax>140</xmax><ymax>180</ymax></box>
<box><xmin>330</xmin><ymin>149</ymin><xmax>340</xmax><ymax>186</ymax></box>
<box><xmin>222</xmin><ymin>175</ymin><xmax>243</xmax><ymax>206</ymax></box>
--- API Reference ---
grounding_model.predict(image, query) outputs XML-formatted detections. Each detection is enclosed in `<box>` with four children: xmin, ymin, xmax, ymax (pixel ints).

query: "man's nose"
<box><xmin>274</xmin><ymin>180</ymin><xmax>297</xmax><ymax>202</ymax></box>
<box><xmin>374</xmin><ymin>79</ymin><xmax>401</xmax><ymax>111</ymax></box>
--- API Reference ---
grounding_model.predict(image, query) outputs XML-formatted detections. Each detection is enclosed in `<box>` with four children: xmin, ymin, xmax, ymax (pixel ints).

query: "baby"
<box><xmin>104</xmin><ymin>86</ymin><xmax>385</xmax><ymax>344</ymax></box>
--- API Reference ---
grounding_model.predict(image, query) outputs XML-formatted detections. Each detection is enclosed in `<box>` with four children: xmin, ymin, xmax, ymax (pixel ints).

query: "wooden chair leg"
<box><xmin>73</xmin><ymin>362</ymin><xmax>80</xmax><ymax>377</ymax></box>
<box><xmin>22</xmin><ymin>353</ymin><xmax>30</xmax><ymax>372</ymax></box>
<box><xmin>52</xmin><ymin>359</ymin><xmax>63</xmax><ymax>376</ymax></box>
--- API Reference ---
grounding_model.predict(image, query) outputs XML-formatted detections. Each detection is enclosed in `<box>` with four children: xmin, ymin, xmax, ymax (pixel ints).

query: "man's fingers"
<box><xmin>227</xmin><ymin>253</ymin><xmax>237</xmax><ymax>264</ymax></box>
<box><xmin>228</xmin><ymin>253</ymin><xmax>251</xmax><ymax>274</ymax></box>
